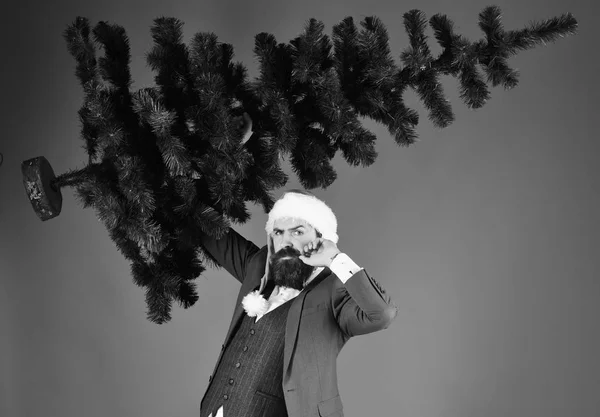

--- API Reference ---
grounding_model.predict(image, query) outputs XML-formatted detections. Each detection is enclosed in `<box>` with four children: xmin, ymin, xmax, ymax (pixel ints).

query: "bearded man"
<box><xmin>198</xmin><ymin>189</ymin><xmax>398</xmax><ymax>417</ymax></box>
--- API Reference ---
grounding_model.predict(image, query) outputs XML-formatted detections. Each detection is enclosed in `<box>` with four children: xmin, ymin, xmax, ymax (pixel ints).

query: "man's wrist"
<box><xmin>327</xmin><ymin>251</ymin><xmax>342</xmax><ymax>268</ymax></box>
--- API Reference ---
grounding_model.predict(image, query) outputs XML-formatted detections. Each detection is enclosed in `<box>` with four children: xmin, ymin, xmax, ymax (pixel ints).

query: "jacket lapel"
<box><xmin>283</xmin><ymin>269</ymin><xmax>329</xmax><ymax>375</ymax></box>
<box><xmin>222</xmin><ymin>304</ymin><xmax>245</xmax><ymax>348</ymax></box>
<box><xmin>222</xmin><ymin>278</ymin><xmax>262</xmax><ymax>348</ymax></box>
<box><xmin>283</xmin><ymin>287</ymin><xmax>309</xmax><ymax>375</ymax></box>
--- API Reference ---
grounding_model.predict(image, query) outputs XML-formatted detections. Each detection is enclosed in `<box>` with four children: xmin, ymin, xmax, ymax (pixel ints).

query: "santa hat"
<box><xmin>265</xmin><ymin>191</ymin><xmax>339</xmax><ymax>244</ymax></box>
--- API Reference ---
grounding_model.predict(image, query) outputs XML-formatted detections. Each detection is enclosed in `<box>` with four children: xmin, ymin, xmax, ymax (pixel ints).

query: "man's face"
<box><xmin>268</xmin><ymin>218</ymin><xmax>318</xmax><ymax>290</ymax></box>
<box><xmin>271</xmin><ymin>217</ymin><xmax>318</xmax><ymax>254</ymax></box>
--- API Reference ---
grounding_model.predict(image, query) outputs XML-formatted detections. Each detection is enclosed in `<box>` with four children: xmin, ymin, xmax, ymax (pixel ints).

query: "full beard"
<box><xmin>268</xmin><ymin>246</ymin><xmax>315</xmax><ymax>290</ymax></box>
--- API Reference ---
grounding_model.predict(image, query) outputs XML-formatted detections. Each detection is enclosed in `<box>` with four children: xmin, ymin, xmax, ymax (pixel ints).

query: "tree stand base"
<box><xmin>22</xmin><ymin>156</ymin><xmax>63</xmax><ymax>221</ymax></box>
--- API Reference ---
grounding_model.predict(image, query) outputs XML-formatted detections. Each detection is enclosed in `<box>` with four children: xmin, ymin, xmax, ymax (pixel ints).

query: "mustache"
<box><xmin>272</xmin><ymin>246</ymin><xmax>302</xmax><ymax>260</ymax></box>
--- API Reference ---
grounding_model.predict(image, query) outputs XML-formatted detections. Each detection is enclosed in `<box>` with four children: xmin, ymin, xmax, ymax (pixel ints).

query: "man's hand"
<box><xmin>236</xmin><ymin>112</ymin><xmax>253</xmax><ymax>146</ymax></box>
<box><xmin>299</xmin><ymin>238</ymin><xmax>341</xmax><ymax>268</ymax></box>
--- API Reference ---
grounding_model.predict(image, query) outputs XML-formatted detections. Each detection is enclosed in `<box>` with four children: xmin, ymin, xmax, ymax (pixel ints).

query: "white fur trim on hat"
<box><xmin>265</xmin><ymin>192</ymin><xmax>339</xmax><ymax>243</ymax></box>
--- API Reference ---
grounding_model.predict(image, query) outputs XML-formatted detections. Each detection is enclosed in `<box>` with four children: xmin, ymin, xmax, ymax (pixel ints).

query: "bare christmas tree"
<box><xmin>21</xmin><ymin>6</ymin><xmax>577</xmax><ymax>323</ymax></box>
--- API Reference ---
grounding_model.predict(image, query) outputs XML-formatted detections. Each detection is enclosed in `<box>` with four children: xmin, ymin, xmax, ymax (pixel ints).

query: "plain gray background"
<box><xmin>1</xmin><ymin>0</ymin><xmax>598</xmax><ymax>416</ymax></box>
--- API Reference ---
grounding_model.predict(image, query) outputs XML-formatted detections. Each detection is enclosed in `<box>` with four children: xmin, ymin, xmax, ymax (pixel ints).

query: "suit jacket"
<box><xmin>199</xmin><ymin>228</ymin><xmax>398</xmax><ymax>417</ymax></box>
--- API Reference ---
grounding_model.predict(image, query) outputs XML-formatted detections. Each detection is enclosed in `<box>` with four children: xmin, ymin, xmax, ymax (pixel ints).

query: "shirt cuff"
<box><xmin>329</xmin><ymin>253</ymin><xmax>363</xmax><ymax>284</ymax></box>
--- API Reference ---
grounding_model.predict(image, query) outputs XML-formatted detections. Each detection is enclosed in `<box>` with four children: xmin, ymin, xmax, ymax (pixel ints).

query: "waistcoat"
<box><xmin>200</xmin><ymin>295</ymin><xmax>292</xmax><ymax>417</ymax></box>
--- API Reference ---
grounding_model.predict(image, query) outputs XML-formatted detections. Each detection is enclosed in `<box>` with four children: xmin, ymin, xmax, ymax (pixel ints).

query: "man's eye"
<box><xmin>294</xmin><ymin>230</ymin><xmax>303</xmax><ymax>236</ymax></box>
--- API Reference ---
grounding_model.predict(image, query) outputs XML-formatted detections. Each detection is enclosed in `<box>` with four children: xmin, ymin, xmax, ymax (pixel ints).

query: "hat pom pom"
<box><xmin>241</xmin><ymin>290</ymin><xmax>269</xmax><ymax>317</ymax></box>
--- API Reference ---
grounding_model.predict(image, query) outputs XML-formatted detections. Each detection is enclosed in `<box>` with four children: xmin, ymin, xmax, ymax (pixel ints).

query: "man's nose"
<box><xmin>281</xmin><ymin>235</ymin><xmax>294</xmax><ymax>248</ymax></box>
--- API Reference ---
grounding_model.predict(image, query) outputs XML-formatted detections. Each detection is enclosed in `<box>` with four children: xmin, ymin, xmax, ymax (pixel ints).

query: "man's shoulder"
<box><xmin>245</xmin><ymin>244</ymin><xmax>268</xmax><ymax>272</ymax></box>
<box><xmin>305</xmin><ymin>270</ymin><xmax>340</xmax><ymax>298</ymax></box>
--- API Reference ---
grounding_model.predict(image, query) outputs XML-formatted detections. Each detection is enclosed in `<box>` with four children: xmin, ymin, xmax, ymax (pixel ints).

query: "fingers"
<box><xmin>302</xmin><ymin>244</ymin><xmax>310</xmax><ymax>256</ymax></box>
<box><xmin>242</xmin><ymin>112</ymin><xmax>252</xmax><ymax>129</ymax></box>
<box><xmin>303</xmin><ymin>238</ymin><xmax>322</xmax><ymax>255</ymax></box>
<box><xmin>239</xmin><ymin>112</ymin><xmax>254</xmax><ymax>146</ymax></box>
<box><xmin>312</xmin><ymin>239</ymin><xmax>323</xmax><ymax>253</ymax></box>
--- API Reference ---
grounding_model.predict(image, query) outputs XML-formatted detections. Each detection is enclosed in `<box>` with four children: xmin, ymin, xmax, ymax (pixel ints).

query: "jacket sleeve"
<box><xmin>331</xmin><ymin>269</ymin><xmax>398</xmax><ymax>338</ymax></box>
<box><xmin>198</xmin><ymin>227</ymin><xmax>261</xmax><ymax>284</ymax></box>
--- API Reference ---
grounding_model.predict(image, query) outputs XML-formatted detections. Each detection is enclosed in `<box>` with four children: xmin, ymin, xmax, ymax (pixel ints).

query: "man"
<box><xmin>198</xmin><ymin>189</ymin><xmax>398</xmax><ymax>417</ymax></box>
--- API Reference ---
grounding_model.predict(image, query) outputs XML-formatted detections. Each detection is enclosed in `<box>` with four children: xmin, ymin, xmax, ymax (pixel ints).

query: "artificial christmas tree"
<box><xmin>22</xmin><ymin>6</ymin><xmax>577</xmax><ymax>323</ymax></box>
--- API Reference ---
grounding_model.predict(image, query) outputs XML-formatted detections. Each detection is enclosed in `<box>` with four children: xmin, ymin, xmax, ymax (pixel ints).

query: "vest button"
<box><xmin>223</xmin><ymin>394</ymin><xmax>229</xmax><ymax>400</ymax></box>
<box><xmin>243</xmin><ymin>346</ymin><xmax>248</xmax><ymax>352</ymax></box>
<box><xmin>229</xmin><ymin>378</ymin><xmax>234</xmax><ymax>385</ymax></box>
<box><xmin>235</xmin><ymin>362</ymin><xmax>241</xmax><ymax>368</ymax></box>
<box><xmin>250</xmin><ymin>329</ymin><xmax>255</xmax><ymax>335</ymax></box>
